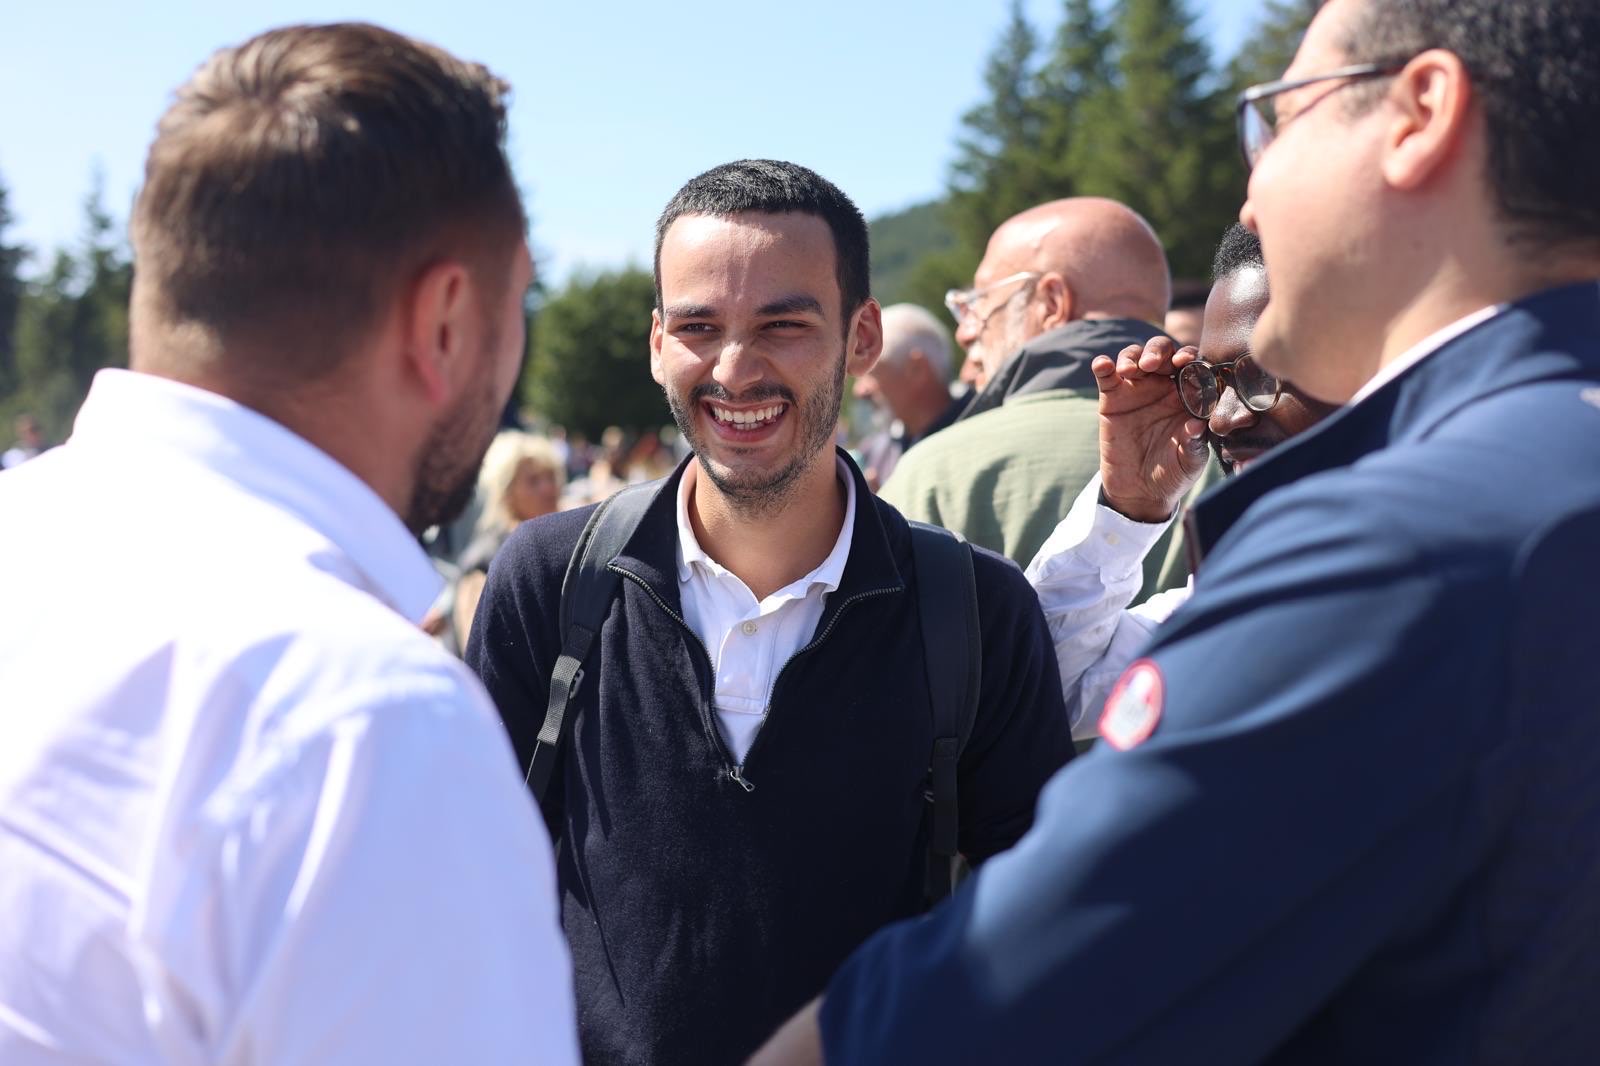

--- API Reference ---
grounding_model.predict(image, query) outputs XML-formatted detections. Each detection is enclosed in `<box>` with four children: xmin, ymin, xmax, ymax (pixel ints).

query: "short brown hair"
<box><xmin>132</xmin><ymin>23</ymin><xmax>524</xmax><ymax>377</ymax></box>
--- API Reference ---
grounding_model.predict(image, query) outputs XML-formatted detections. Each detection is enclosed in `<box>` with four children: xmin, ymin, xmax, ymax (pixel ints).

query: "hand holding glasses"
<box><xmin>1174</xmin><ymin>356</ymin><xmax>1283</xmax><ymax>419</ymax></box>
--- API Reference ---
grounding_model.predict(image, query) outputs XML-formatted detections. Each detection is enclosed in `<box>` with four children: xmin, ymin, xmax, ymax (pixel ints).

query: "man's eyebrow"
<box><xmin>755</xmin><ymin>294</ymin><xmax>824</xmax><ymax>318</ymax></box>
<box><xmin>662</xmin><ymin>302</ymin><xmax>717</xmax><ymax>319</ymax></box>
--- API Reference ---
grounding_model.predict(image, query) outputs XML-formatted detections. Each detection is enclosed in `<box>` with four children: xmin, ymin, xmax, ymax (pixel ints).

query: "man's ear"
<box><xmin>404</xmin><ymin>258</ymin><xmax>474</xmax><ymax>408</ymax></box>
<box><xmin>845</xmin><ymin>298</ymin><xmax>884</xmax><ymax>379</ymax></box>
<box><xmin>649</xmin><ymin>308</ymin><xmax>666</xmax><ymax>387</ymax></box>
<box><xmin>1036</xmin><ymin>273</ymin><xmax>1075</xmax><ymax>329</ymax></box>
<box><xmin>1381</xmin><ymin>49</ymin><xmax>1475</xmax><ymax>192</ymax></box>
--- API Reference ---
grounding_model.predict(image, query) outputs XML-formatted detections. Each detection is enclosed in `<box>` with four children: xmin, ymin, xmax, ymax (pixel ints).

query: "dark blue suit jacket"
<box><xmin>820</xmin><ymin>282</ymin><xmax>1600</xmax><ymax>1064</ymax></box>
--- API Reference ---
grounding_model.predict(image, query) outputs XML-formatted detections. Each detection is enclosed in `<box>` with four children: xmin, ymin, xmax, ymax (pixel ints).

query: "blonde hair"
<box><xmin>475</xmin><ymin>431</ymin><xmax>565</xmax><ymax>534</ymax></box>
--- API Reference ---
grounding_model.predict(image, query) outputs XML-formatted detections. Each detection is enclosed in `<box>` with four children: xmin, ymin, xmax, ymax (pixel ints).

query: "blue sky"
<box><xmin>3</xmin><ymin>0</ymin><xmax>1270</xmax><ymax>284</ymax></box>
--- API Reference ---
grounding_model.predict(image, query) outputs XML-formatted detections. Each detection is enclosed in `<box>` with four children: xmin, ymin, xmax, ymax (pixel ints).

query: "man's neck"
<box><xmin>687</xmin><ymin>452</ymin><xmax>847</xmax><ymax>602</ymax></box>
<box><xmin>1373</xmin><ymin>252</ymin><xmax>1600</xmax><ymax>384</ymax></box>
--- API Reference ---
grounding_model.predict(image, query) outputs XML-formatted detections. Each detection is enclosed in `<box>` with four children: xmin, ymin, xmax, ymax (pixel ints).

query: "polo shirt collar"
<box><xmin>674</xmin><ymin>454</ymin><xmax>856</xmax><ymax>596</ymax></box>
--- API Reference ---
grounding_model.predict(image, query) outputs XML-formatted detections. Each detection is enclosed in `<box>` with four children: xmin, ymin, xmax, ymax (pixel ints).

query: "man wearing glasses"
<box><xmin>755</xmin><ymin>0</ymin><xmax>1600</xmax><ymax>1061</ymax></box>
<box><xmin>878</xmin><ymin>198</ymin><xmax>1180</xmax><ymax>583</ymax></box>
<box><xmin>1028</xmin><ymin>223</ymin><xmax>1337</xmax><ymax>743</ymax></box>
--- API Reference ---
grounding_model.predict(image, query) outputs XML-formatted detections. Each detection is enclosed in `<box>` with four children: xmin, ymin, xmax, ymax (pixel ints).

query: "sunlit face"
<box><xmin>954</xmin><ymin>255</ymin><xmax>1038</xmax><ymax>391</ymax></box>
<box><xmin>650</xmin><ymin>211</ymin><xmax>878</xmax><ymax>513</ymax></box>
<box><xmin>506</xmin><ymin>458</ymin><xmax>560</xmax><ymax>523</ymax></box>
<box><xmin>1201</xmin><ymin>267</ymin><xmax>1338</xmax><ymax>473</ymax></box>
<box><xmin>1241</xmin><ymin>0</ymin><xmax>1389</xmax><ymax>403</ymax></box>
<box><xmin>407</xmin><ymin>238</ymin><xmax>533</xmax><ymax>533</ymax></box>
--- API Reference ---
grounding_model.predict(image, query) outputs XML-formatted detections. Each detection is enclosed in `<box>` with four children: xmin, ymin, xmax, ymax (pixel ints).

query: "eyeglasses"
<box><xmin>1175</xmin><ymin>356</ymin><xmax>1282</xmax><ymax>419</ymax></box>
<box><xmin>944</xmin><ymin>271</ymin><xmax>1040</xmax><ymax>327</ymax></box>
<box><xmin>1236</xmin><ymin>59</ymin><xmax>1413</xmax><ymax>169</ymax></box>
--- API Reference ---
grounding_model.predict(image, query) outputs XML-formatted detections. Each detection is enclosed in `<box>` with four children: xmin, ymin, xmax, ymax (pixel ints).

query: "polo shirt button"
<box><xmin>1105</xmin><ymin>533</ymin><xmax>1120</xmax><ymax>546</ymax></box>
<box><xmin>742</xmin><ymin>621</ymin><xmax>759</xmax><ymax>636</ymax></box>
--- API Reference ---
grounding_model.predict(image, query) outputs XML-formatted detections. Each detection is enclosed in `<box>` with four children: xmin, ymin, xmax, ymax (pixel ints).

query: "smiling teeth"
<box><xmin>712</xmin><ymin>404</ymin><xmax>785</xmax><ymax>426</ymax></box>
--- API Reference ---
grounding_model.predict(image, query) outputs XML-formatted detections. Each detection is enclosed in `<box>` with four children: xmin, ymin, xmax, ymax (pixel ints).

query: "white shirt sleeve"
<box><xmin>1025</xmin><ymin>475</ymin><xmax>1193</xmax><ymax>740</ymax></box>
<box><xmin>144</xmin><ymin>673</ymin><xmax>580</xmax><ymax>1066</ymax></box>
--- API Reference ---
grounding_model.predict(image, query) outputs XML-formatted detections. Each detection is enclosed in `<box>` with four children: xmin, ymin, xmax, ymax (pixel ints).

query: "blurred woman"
<box><xmin>449</xmin><ymin>431</ymin><xmax>565</xmax><ymax>651</ymax></box>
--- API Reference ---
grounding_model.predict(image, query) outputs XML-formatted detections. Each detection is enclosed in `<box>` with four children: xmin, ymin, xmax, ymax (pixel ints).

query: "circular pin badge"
<box><xmin>1099</xmin><ymin>659</ymin><xmax>1165</xmax><ymax>751</ymax></box>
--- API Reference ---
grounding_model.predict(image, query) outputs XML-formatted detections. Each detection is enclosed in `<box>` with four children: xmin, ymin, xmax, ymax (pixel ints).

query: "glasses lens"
<box><xmin>944</xmin><ymin>289</ymin><xmax>969</xmax><ymax>323</ymax></box>
<box><xmin>1242</xmin><ymin>99</ymin><xmax>1274</xmax><ymax>167</ymax></box>
<box><xmin>1177</xmin><ymin>363</ymin><xmax>1219</xmax><ymax>418</ymax></box>
<box><xmin>1235</xmin><ymin>356</ymin><xmax>1281</xmax><ymax>411</ymax></box>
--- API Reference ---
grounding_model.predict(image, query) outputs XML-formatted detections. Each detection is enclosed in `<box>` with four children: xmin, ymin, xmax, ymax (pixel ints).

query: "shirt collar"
<box><xmin>70</xmin><ymin>369</ymin><xmax>442</xmax><ymax>622</ymax></box>
<box><xmin>675</xmin><ymin>454</ymin><xmax>857</xmax><ymax>595</ymax></box>
<box><xmin>1349</xmin><ymin>303</ymin><xmax>1508</xmax><ymax>406</ymax></box>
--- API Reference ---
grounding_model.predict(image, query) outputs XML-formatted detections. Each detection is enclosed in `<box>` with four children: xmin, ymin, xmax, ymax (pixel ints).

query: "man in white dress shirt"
<box><xmin>0</xmin><ymin>23</ymin><xmax>578</xmax><ymax>1065</ymax></box>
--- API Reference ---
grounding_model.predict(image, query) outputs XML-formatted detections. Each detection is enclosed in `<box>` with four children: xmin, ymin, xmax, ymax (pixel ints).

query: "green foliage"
<box><xmin>521</xmin><ymin>267</ymin><xmax>669</xmax><ymax>441</ymax></box>
<box><xmin>890</xmin><ymin>0</ymin><xmax>1307</xmax><ymax>304</ymax></box>
<box><xmin>1</xmin><ymin>170</ymin><xmax>131</xmax><ymax>442</ymax></box>
<box><xmin>0</xmin><ymin>178</ymin><xmax>26</xmax><ymax>397</ymax></box>
<box><xmin>945</xmin><ymin>0</ymin><xmax>1055</xmax><ymax>255</ymax></box>
<box><xmin>1067</xmin><ymin>0</ymin><xmax>1243</xmax><ymax>279</ymax></box>
<box><xmin>869</xmin><ymin>200</ymin><xmax>962</xmax><ymax>308</ymax></box>
<box><xmin>1226</xmin><ymin>0</ymin><xmax>1320</xmax><ymax>93</ymax></box>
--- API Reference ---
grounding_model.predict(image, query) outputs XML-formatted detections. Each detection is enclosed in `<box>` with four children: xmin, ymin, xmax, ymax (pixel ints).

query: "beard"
<box><xmin>405</xmin><ymin>356</ymin><xmax>505</xmax><ymax>536</ymax></box>
<box><xmin>665</xmin><ymin>349</ymin><xmax>846</xmax><ymax>520</ymax></box>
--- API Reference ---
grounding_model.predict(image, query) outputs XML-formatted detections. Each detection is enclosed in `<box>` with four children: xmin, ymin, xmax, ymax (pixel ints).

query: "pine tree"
<box><xmin>1227</xmin><ymin>0</ymin><xmax>1321</xmax><ymax>94</ymax></box>
<box><xmin>1034</xmin><ymin>0</ymin><xmax>1114</xmax><ymax>191</ymax></box>
<box><xmin>0</xmin><ymin>173</ymin><xmax>27</xmax><ymax>398</ymax></box>
<box><xmin>945</xmin><ymin>0</ymin><xmax>1049</xmax><ymax>256</ymax></box>
<box><xmin>1068</xmin><ymin>0</ymin><xmax>1241</xmax><ymax>279</ymax></box>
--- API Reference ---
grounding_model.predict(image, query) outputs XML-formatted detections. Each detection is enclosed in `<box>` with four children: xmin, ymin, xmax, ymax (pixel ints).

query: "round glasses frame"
<box><xmin>1174</xmin><ymin>356</ymin><xmax>1283</xmax><ymax>419</ymax></box>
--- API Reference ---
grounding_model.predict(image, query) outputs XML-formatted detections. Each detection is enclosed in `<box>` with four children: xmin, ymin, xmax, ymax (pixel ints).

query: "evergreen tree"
<box><xmin>9</xmin><ymin>170</ymin><xmax>132</xmax><ymax>437</ymax></box>
<box><xmin>1034</xmin><ymin>0</ymin><xmax>1114</xmax><ymax>191</ymax></box>
<box><xmin>1227</xmin><ymin>0</ymin><xmax>1321</xmax><ymax>94</ymax></box>
<box><xmin>0</xmin><ymin>173</ymin><xmax>27</xmax><ymax>398</ymax></box>
<box><xmin>945</xmin><ymin>0</ymin><xmax>1049</xmax><ymax>256</ymax></box>
<box><xmin>522</xmin><ymin>267</ymin><xmax>669</xmax><ymax>440</ymax></box>
<box><xmin>1068</xmin><ymin>0</ymin><xmax>1240</xmax><ymax>279</ymax></box>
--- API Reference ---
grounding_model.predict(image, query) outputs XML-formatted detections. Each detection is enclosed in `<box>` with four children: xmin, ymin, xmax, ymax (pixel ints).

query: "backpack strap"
<box><xmin>909</xmin><ymin>521</ymin><xmax>981</xmax><ymax>905</ymax></box>
<box><xmin>526</xmin><ymin>480</ymin><xmax>663</xmax><ymax>799</ymax></box>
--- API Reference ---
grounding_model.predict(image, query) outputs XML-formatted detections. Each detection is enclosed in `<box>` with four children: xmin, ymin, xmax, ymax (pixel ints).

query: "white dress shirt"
<box><xmin>1027</xmin><ymin>306</ymin><xmax>1513</xmax><ymax>741</ymax></box>
<box><xmin>1026</xmin><ymin>474</ymin><xmax>1191</xmax><ymax>740</ymax></box>
<box><xmin>675</xmin><ymin>457</ymin><xmax>855</xmax><ymax>763</ymax></box>
<box><xmin>0</xmin><ymin>370</ymin><xmax>578</xmax><ymax>1065</ymax></box>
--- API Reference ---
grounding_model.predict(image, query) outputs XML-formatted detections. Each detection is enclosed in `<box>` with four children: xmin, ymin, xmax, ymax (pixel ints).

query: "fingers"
<box><xmin>1178</xmin><ymin>417</ymin><xmax>1211</xmax><ymax>477</ymax></box>
<box><xmin>1092</xmin><ymin>350</ymin><xmax>1132</xmax><ymax>396</ymax></box>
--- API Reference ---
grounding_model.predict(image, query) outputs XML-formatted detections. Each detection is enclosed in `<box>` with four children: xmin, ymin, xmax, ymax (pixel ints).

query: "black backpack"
<box><xmin>525</xmin><ymin>480</ymin><xmax>982</xmax><ymax>904</ymax></box>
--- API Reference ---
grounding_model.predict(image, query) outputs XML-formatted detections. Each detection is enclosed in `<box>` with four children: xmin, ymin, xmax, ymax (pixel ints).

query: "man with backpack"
<box><xmin>466</xmin><ymin>159</ymin><xmax>1074</xmax><ymax>1065</ymax></box>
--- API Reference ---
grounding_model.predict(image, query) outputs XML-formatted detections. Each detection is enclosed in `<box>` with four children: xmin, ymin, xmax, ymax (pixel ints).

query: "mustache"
<box><xmin>692</xmin><ymin>382</ymin><xmax>797</xmax><ymax>406</ymax></box>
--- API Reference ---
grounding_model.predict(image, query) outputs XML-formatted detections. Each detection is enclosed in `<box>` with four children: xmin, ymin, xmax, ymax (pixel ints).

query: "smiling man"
<box><xmin>466</xmin><ymin>160</ymin><xmax>1073</xmax><ymax>1065</ymax></box>
<box><xmin>754</xmin><ymin>0</ymin><xmax>1600</xmax><ymax>1062</ymax></box>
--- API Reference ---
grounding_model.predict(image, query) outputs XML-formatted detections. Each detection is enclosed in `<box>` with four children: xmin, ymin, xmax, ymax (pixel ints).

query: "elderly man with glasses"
<box><xmin>879</xmin><ymin>198</ymin><xmax>1186</xmax><ymax>588</ymax></box>
<box><xmin>754</xmin><ymin>0</ymin><xmax>1600</xmax><ymax>1062</ymax></box>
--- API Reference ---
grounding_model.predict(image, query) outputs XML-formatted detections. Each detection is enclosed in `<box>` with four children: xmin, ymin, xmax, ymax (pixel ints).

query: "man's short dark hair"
<box><xmin>1339</xmin><ymin>0</ymin><xmax>1600</xmax><ymax>248</ymax></box>
<box><xmin>652</xmin><ymin>160</ymin><xmax>871</xmax><ymax>320</ymax></box>
<box><xmin>1213</xmin><ymin>224</ymin><xmax>1265</xmax><ymax>282</ymax></box>
<box><xmin>132</xmin><ymin>23</ymin><xmax>524</xmax><ymax>379</ymax></box>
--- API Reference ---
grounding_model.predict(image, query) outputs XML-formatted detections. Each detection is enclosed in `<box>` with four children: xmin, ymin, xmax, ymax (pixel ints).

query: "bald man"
<box><xmin>852</xmin><ymin>303</ymin><xmax>966</xmax><ymax>490</ymax></box>
<box><xmin>880</xmin><ymin>198</ymin><xmax>1186</xmax><ymax>586</ymax></box>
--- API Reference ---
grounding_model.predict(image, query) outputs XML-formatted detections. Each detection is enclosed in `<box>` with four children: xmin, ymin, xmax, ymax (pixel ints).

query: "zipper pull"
<box><xmin>728</xmin><ymin>766</ymin><xmax>755</xmax><ymax>793</ymax></box>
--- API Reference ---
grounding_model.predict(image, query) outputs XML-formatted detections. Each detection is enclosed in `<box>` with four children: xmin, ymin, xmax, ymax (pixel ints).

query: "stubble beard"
<box><xmin>405</xmin><ymin>351</ymin><xmax>505</xmax><ymax>536</ymax></box>
<box><xmin>666</xmin><ymin>350</ymin><xmax>846</xmax><ymax>522</ymax></box>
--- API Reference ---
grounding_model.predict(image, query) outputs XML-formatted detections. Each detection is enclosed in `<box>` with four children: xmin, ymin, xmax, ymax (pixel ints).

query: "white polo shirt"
<box><xmin>675</xmin><ymin>457</ymin><xmax>855</xmax><ymax>764</ymax></box>
<box><xmin>0</xmin><ymin>370</ymin><xmax>578</xmax><ymax>1065</ymax></box>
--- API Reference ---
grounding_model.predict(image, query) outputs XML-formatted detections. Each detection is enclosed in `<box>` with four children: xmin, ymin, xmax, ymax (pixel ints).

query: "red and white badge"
<box><xmin>1099</xmin><ymin>659</ymin><xmax>1165</xmax><ymax>750</ymax></box>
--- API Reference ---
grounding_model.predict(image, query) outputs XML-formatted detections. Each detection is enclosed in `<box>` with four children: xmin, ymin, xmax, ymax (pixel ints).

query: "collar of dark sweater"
<box><xmin>610</xmin><ymin>447</ymin><xmax>907</xmax><ymax>614</ymax></box>
<box><xmin>959</xmin><ymin>317</ymin><xmax>1166</xmax><ymax>423</ymax></box>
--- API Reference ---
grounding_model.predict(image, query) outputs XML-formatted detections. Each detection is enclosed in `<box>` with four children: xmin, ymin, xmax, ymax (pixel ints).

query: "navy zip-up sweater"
<box><xmin>467</xmin><ymin>450</ymin><xmax>1073</xmax><ymax>1065</ymax></box>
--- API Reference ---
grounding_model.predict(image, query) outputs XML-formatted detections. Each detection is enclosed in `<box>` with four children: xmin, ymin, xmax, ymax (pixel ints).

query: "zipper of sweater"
<box><xmin>610</xmin><ymin>563</ymin><xmax>751</xmax><ymax>789</ymax></box>
<box><xmin>739</xmin><ymin>586</ymin><xmax>901</xmax><ymax>769</ymax></box>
